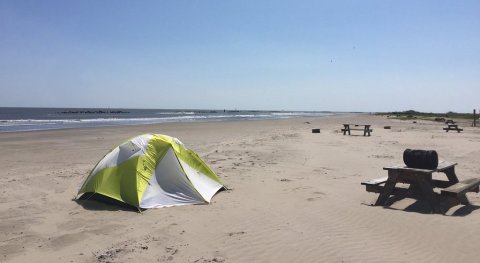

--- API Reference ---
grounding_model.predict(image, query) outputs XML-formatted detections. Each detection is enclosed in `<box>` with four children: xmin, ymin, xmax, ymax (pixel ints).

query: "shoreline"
<box><xmin>0</xmin><ymin>109</ymin><xmax>350</xmax><ymax>134</ymax></box>
<box><xmin>0</xmin><ymin>113</ymin><xmax>357</xmax><ymax>135</ymax></box>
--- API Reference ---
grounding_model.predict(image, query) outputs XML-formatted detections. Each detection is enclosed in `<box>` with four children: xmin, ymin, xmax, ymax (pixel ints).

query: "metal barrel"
<box><xmin>403</xmin><ymin>149</ymin><xmax>438</xmax><ymax>169</ymax></box>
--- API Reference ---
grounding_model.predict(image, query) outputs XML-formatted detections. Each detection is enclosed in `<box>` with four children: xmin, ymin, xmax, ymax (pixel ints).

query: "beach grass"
<box><xmin>376</xmin><ymin>110</ymin><xmax>477</xmax><ymax>122</ymax></box>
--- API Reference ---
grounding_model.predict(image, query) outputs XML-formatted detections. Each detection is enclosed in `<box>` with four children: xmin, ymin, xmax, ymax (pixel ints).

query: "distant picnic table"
<box><xmin>362</xmin><ymin>161</ymin><xmax>480</xmax><ymax>213</ymax></box>
<box><xmin>341</xmin><ymin>124</ymin><xmax>372</xmax><ymax>136</ymax></box>
<box><xmin>443</xmin><ymin>124</ymin><xmax>463</xmax><ymax>133</ymax></box>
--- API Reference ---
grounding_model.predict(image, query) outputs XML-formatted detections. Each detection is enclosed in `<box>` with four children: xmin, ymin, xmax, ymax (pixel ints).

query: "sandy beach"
<box><xmin>1</xmin><ymin>114</ymin><xmax>480</xmax><ymax>262</ymax></box>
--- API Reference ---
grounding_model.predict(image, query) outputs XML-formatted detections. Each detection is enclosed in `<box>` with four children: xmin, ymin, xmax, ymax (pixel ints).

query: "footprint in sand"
<box><xmin>369</xmin><ymin>154</ymin><xmax>394</xmax><ymax>159</ymax></box>
<box><xmin>227</xmin><ymin>231</ymin><xmax>245</xmax><ymax>237</ymax></box>
<box><xmin>194</xmin><ymin>257</ymin><xmax>226</xmax><ymax>263</ymax></box>
<box><xmin>307</xmin><ymin>191</ymin><xmax>326</xmax><ymax>201</ymax></box>
<box><xmin>313</xmin><ymin>167</ymin><xmax>333</xmax><ymax>175</ymax></box>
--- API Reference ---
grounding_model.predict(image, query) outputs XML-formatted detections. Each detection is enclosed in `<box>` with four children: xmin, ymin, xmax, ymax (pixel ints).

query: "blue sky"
<box><xmin>1</xmin><ymin>1</ymin><xmax>479</xmax><ymax>112</ymax></box>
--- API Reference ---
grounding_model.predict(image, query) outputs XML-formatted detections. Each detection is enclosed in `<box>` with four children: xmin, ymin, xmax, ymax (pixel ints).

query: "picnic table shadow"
<box><xmin>74</xmin><ymin>193</ymin><xmax>141</xmax><ymax>212</ymax></box>
<box><xmin>365</xmin><ymin>190</ymin><xmax>480</xmax><ymax>216</ymax></box>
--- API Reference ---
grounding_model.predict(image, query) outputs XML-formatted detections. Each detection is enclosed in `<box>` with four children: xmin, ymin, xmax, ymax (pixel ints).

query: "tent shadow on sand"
<box><xmin>74</xmin><ymin>188</ymin><xmax>228</xmax><ymax>213</ymax></box>
<box><xmin>74</xmin><ymin>193</ymin><xmax>140</xmax><ymax>212</ymax></box>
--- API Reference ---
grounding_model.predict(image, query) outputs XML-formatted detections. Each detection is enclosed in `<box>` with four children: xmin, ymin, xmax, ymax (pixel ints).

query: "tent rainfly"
<box><xmin>77</xmin><ymin>134</ymin><xmax>224</xmax><ymax>209</ymax></box>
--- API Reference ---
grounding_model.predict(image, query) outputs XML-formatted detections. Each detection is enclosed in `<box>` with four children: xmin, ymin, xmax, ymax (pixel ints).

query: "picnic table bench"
<box><xmin>443</xmin><ymin>124</ymin><xmax>463</xmax><ymax>132</ymax></box>
<box><xmin>341</xmin><ymin>124</ymin><xmax>372</xmax><ymax>136</ymax></box>
<box><xmin>361</xmin><ymin>161</ymin><xmax>480</xmax><ymax>213</ymax></box>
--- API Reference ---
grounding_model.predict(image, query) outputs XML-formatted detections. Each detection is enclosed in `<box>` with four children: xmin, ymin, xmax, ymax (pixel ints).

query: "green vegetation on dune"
<box><xmin>376</xmin><ymin>110</ymin><xmax>477</xmax><ymax>122</ymax></box>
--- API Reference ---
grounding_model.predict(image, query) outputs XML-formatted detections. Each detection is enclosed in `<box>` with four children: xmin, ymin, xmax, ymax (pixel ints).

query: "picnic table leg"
<box><xmin>416</xmin><ymin>178</ymin><xmax>443</xmax><ymax>213</ymax></box>
<box><xmin>444</xmin><ymin>167</ymin><xmax>459</xmax><ymax>184</ymax></box>
<box><xmin>364</xmin><ymin>125</ymin><xmax>371</xmax><ymax>136</ymax></box>
<box><xmin>374</xmin><ymin>173</ymin><xmax>398</xmax><ymax>206</ymax></box>
<box><xmin>457</xmin><ymin>194</ymin><xmax>470</xmax><ymax>205</ymax></box>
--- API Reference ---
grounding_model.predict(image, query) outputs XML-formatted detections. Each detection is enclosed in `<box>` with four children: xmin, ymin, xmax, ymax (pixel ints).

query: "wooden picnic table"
<box><xmin>341</xmin><ymin>124</ymin><xmax>372</xmax><ymax>136</ymax></box>
<box><xmin>362</xmin><ymin>161</ymin><xmax>480</xmax><ymax>213</ymax></box>
<box><xmin>443</xmin><ymin>124</ymin><xmax>463</xmax><ymax>132</ymax></box>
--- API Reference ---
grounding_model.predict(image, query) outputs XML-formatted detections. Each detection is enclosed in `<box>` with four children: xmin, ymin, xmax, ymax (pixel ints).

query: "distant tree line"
<box><xmin>376</xmin><ymin>110</ymin><xmax>475</xmax><ymax>120</ymax></box>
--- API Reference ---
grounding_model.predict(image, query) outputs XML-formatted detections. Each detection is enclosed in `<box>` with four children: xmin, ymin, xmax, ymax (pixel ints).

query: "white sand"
<box><xmin>1</xmin><ymin>114</ymin><xmax>480</xmax><ymax>262</ymax></box>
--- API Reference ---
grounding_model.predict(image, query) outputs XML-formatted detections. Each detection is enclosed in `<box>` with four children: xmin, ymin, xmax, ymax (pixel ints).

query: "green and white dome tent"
<box><xmin>77</xmin><ymin>134</ymin><xmax>224</xmax><ymax>209</ymax></box>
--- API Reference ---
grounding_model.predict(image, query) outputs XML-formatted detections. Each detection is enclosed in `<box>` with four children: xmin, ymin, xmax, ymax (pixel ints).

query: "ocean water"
<box><xmin>0</xmin><ymin>107</ymin><xmax>337</xmax><ymax>133</ymax></box>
